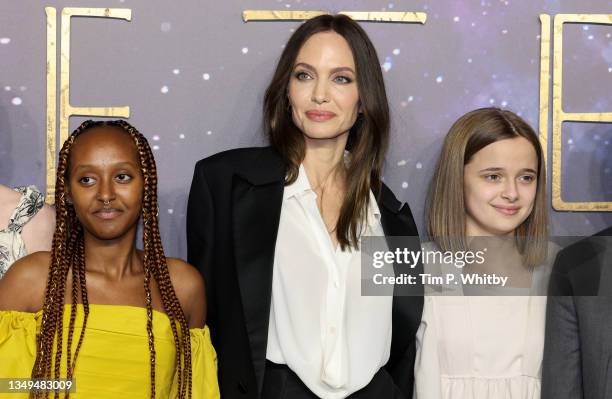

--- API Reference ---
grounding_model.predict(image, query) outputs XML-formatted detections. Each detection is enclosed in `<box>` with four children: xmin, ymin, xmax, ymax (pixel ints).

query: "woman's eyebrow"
<box><xmin>293</xmin><ymin>62</ymin><xmax>355</xmax><ymax>75</ymax></box>
<box><xmin>72</xmin><ymin>161</ymin><xmax>138</xmax><ymax>171</ymax></box>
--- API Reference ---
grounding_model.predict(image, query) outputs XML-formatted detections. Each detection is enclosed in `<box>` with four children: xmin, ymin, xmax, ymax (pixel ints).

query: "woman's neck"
<box><xmin>302</xmin><ymin>133</ymin><xmax>348</xmax><ymax>189</ymax></box>
<box><xmin>83</xmin><ymin>229</ymin><xmax>141</xmax><ymax>280</ymax></box>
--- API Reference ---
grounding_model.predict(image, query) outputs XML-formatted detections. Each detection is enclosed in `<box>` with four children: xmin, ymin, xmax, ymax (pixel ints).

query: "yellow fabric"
<box><xmin>0</xmin><ymin>304</ymin><xmax>220</xmax><ymax>399</ymax></box>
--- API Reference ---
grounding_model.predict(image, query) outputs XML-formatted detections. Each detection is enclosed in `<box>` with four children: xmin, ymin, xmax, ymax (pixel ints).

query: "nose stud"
<box><xmin>97</xmin><ymin>193</ymin><xmax>113</xmax><ymax>208</ymax></box>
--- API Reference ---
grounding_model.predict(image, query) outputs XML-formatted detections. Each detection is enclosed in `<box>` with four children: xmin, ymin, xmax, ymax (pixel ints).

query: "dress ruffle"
<box><xmin>441</xmin><ymin>375</ymin><xmax>540</xmax><ymax>399</ymax></box>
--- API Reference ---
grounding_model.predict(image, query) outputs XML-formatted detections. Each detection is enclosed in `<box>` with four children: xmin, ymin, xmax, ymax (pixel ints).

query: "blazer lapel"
<box><xmin>376</xmin><ymin>184</ymin><xmax>422</xmax><ymax>292</ymax></box>
<box><xmin>232</xmin><ymin>148</ymin><xmax>285</xmax><ymax>395</ymax></box>
<box><xmin>375</xmin><ymin>184</ymin><xmax>423</xmax><ymax>372</ymax></box>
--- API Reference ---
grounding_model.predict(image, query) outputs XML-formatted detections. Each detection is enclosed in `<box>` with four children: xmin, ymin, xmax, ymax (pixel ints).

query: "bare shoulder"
<box><xmin>0</xmin><ymin>251</ymin><xmax>51</xmax><ymax>312</ymax></box>
<box><xmin>21</xmin><ymin>203</ymin><xmax>56</xmax><ymax>253</ymax></box>
<box><xmin>166</xmin><ymin>257</ymin><xmax>207</xmax><ymax>328</ymax></box>
<box><xmin>166</xmin><ymin>258</ymin><xmax>206</xmax><ymax>297</ymax></box>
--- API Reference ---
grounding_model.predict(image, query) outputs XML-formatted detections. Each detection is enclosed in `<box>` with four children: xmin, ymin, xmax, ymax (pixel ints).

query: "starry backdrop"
<box><xmin>1</xmin><ymin>0</ymin><xmax>610</xmax><ymax>258</ymax></box>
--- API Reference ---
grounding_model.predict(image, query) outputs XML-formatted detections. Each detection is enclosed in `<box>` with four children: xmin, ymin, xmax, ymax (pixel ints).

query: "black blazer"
<box><xmin>187</xmin><ymin>147</ymin><xmax>423</xmax><ymax>399</ymax></box>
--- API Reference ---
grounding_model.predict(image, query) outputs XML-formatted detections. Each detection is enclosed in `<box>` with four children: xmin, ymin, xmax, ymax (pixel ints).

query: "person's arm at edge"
<box><xmin>21</xmin><ymin>203</ymin><xmax>56</xmax><ymax>253</ymax></box>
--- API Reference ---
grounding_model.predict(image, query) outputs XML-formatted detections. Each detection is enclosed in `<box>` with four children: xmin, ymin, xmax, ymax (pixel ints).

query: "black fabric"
<box><xmin>262</xmin><ymin>361</ymin><xmax>403</xmax><ymax>399</ymax></box>
<box><xmin>187</xmin><ymin>147</ymin><xmax>423</xmax><ymax>399</ymax></box>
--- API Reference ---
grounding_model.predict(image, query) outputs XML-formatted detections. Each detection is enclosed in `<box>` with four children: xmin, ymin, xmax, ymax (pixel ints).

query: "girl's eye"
<box><xmin>519</xmin><ymin>175</ymin><xmax>536</xmax><ymax>183</ymax></box>
<box><xmin>333</xmin><ymin>75</ymin><xmax>353</xmax><ymax>84</ymax></box>
<box><xmin>79</xmin><ymin>176</ymin><xmax>95</xmax><ymax>185</ymax></box>
<box><xmin>484</xmin><ymin>174</ymin><xmax>501</xmax><ymax>182</ymax></box>
<box><xmin>116</xmin><ymin>173</ymin><xmax>132</xmax><ymax>182</ymax></box>
<box><xmin>294</xmin><ymin>71</ymin><xmax>312</xmax><ymax>81</ymax></box>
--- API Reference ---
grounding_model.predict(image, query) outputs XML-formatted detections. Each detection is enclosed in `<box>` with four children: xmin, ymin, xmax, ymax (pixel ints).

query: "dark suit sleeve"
<box><xmin>186</xmin><ymin>162</ymin><xmax>218</xmax><ymax>329</ymax></box>
<box><xmin>547</xmin><ymin>249</ymin><xmax>574</xmax><ymax>296</ymax></box>
<box><xmin>541</xmin><ymin>252</ymin><xmax>583</xmax><ymax>399</ymax></box>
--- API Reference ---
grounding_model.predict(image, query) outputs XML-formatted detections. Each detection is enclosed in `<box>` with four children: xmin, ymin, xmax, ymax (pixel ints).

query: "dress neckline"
<box><xmin>32</xmin><ymin>303</ymin><xmax>170</xmax><ymax>317</ymax></box>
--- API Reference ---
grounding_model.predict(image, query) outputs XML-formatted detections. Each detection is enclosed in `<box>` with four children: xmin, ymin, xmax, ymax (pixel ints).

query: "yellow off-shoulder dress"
<box><xmin>0</xmin><ymin>304</ymin><xmax>220</xmax><ymax>398</ymax></box>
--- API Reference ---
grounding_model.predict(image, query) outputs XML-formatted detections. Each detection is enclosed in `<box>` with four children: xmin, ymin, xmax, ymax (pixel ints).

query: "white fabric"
<box><xmin>414</xmin><ymin>242</ymin><xmax>556</xmax><ymax>399</ymax></box>
<box><xmin>266</xmin><ymin>164</ymin><xmax>392</xmax><ymax>399</ymax></box>
<box><xmin>414</xmin><ymin>296</ymin><xmax>545</xmax><ymax>399</ymax></box>
<box><xmin>0</xmin><ymin>186</ymin><xmax>44</xmax><ymax>279</ymax></box>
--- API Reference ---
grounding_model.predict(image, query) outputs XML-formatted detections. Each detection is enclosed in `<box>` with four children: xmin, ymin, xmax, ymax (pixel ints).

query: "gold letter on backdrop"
<box><xmin>45</xmin><ymin>7</ymin><xmax>132</xmax><ymax>203</ymax></box>
<box><xmin>242</xmin><ymin>10</ymin><xmax>427</xmax><ymax>23</ymax></box>
<box><xmin>538</xmin><ymin>14</ymin><xmax>551</xmax><ymax>167</ymax></box>
<box><xmin>45</xmin><ymin>7</ymin><xmax>57</xmax><ymax>204</ymax></box>
<box><xmin>551</xmin><ymin>14</ymin><xmax>612</xmax><ymax>211</ymax></box>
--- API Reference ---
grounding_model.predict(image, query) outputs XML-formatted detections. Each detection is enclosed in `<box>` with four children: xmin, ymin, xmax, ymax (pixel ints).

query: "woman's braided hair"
<box><xmin>31</xmin><ymin>120</ymin><xmax>192</xmax><ymax>398</ymax></box>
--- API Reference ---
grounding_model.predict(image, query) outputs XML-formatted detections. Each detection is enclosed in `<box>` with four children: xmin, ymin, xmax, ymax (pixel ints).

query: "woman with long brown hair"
<box><xmin>187</xmin><ymin>14</ymin><xmax>422</xmax><ymax>399</ymax></box>
<box><xmin>0</xmin><ymin>120</ymin><xmax>219</xmax><ymax>398</ymax></box>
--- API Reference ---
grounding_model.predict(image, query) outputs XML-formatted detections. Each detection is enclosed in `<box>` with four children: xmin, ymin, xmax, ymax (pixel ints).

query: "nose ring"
<box><xmin>96</xmin><ymin>192</ymin><xmax>112</xmax><ymax>208</ymax></box>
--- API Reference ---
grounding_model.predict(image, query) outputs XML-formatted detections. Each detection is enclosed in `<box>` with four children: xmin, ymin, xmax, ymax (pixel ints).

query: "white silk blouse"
<box><xmin>266</xmin><ymin>164</ymin><xmax>393</xmax><ymax>399</ymax></box>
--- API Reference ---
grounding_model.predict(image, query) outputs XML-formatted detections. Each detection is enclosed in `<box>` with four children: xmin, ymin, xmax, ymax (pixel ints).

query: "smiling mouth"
<box><xmin>94</xmin><ymin>209</ymin><xmax>123</xmax><ymax>220</ymax></box>
<box><xmin>305</xmin><ymin>110</ymin><xmax>336</xmax><ymax>122</ymax></box>
<box><xmin>492</xmin><ymin>205</ymin><xmax>520</xmax><ymax>216</ymax></box>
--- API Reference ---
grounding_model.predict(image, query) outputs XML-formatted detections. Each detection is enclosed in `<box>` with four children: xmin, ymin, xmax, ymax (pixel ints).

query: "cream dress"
<box><xmin>413</xmin><ymin>242</ymin><xmax>555</xmax><ymax>399</ymax></box>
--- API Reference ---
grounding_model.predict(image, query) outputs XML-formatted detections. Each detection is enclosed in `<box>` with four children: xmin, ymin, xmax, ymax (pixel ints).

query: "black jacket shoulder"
<box><xmin>193</xmin><ymin>145</ymin><xmax>413</xmax><ymax>220</ymax></box>
<box><xmin>195</xmin><ymin>146</ymin><xmax>285</xmax><ymax>186</ymax></box>
<box><xmin>195</xmin><ymin>147</ymin><xmax>275</xmax><ymax>172</ymax></box>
